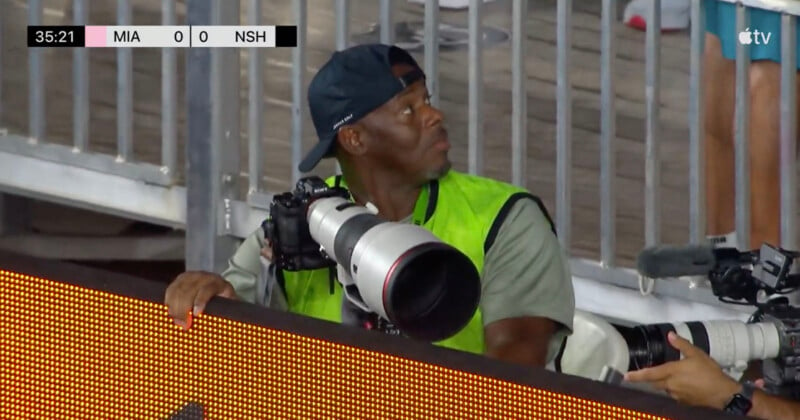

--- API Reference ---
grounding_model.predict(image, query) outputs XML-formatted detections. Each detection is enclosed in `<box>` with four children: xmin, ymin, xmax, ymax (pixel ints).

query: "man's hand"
<box><xmin>260</xmin><ymin>244</ymin><xmax>273</xmax><ymax>260</ymax></box>
<box><xmin>164</xmin><ymin>271</ymin><xmax>238</xmax><ymax>329</ymax></box>
<box><xmin>624</xmin><ymin>331</ymin><xmax>740</xmax><ymax>409</ymax></box>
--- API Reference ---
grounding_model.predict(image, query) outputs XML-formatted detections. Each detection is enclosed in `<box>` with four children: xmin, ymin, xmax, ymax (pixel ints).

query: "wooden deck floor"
<box><xmin>1</xmin><ymin>0</ymin><xmax>790</xmax><ymax>267</ymax></box>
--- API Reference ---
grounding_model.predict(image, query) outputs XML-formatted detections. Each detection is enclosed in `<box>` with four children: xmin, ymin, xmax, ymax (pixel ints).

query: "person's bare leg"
<box><xmin>746</xmin><ymin>61</ymin><xmax>800</xmax><ymax>250</ymax></box>
<box><xmin>704</xmin><ymin>34</ymin><xmax>737</xmax><ymax>241</ymax></box>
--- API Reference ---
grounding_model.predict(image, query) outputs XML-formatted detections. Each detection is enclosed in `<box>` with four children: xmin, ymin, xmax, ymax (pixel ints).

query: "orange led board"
<box><xmin>0</xmin><ymin>252</ymin><xmax>735</xmax><ymax>419</ymax></box>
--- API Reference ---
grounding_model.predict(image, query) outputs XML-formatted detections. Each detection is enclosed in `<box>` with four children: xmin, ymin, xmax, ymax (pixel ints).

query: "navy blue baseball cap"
<box><xmin>299</xmin><ymin>44</ymin><xmax>426</xmax><ymax>172</ymax></box>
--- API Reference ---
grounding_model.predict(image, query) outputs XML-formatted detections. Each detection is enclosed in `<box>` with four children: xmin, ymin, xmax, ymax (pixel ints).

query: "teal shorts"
<box><xmin>704</xmin><ymin>0</ymin><xmax>800</xmax><ymax>68</ymax></box>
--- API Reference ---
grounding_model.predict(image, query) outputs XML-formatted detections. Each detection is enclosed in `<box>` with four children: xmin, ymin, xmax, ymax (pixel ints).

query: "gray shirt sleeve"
<box><xmin>480</xmin><ymin>198</ymin><xmax>576</xmax><ymax>363</ymax></box>
<box><xmin>220</xmin><ymin>229</ymin><xmax>263</xmax><ymax>304</ymax></box>
<box><xmin>221</xmin><ymin>228</ymin><xmax>286</xmax><ymax>310</ymax></box>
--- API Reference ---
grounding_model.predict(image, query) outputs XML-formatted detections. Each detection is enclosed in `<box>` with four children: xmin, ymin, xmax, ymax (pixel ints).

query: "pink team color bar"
<box><xmin>84</xmin><ymin>26</ymin><xmax>107</xmax><ymax>47</ymax></box>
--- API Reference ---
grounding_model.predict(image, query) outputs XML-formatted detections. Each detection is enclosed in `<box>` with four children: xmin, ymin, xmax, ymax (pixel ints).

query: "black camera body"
<box><xmin>710</xmin><ymin>244</ymin><xmax>800</xmax><ymax>398</ymax></box>
<box><xmin>709</xmin><ymin>244</ymin><xmax>800</xmax><ymax>305</ymax></box>
<box><xmin>624</xmin><ymin>243</ymin><xmax>800</xmax><ymax>399</ymax></box>
<box><xmin>756</xmin><ymin>303</ymin><xmax>800</xmax><ymax>399</ymax></box>
<box><xmin>262</xmin><ymin>176</ymin><xmax>350</xmax><ymax>271</ymax></box>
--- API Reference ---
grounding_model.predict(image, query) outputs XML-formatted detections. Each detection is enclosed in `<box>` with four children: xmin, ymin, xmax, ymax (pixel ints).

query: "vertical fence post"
<box><xmin>644</xmin><ymin>0</ymin><xmax>661</xmax><ymax>247</ymax></box>
<box><xmin>468</xmin><ymin>0</ymin><xmax>484</xmax><ymax>176</ymax></box>
<box><xmin>556</xmin><ymin>0</ymin><xmax>572</xmax><ymax>251</ymax></box>
<box><xmin>424</xmin><ymin>0</ymin><xmax>440</xmax><ymax>108</ymax></box>
<box><xmin>734</xmin><ymin>3</ymin><xmax>751</xmax><ymax>249</ymax></box>
<box><xmin>248</xmin><ymin>0</ymin><xmax>264</xmax><ymax>197</ymax></box>
<box><xmin>600</xmin><ymin>0</ymin><xmax>616</xmax><ymax>267</ymax></box>
<box><xmin>292</xmin><ymin>0</ymin><xmax>307</xmax><ymax>182</ymax></box>
<box><xmin>184</xmin><ymin>0</ymin><xmax>215</xmax><ymax>271</ymax></box>
<box><xmin>689</xmin><ymin>0</ymin><xmax>706</xmax><ymax>244</ymax></box>
<box><xmin>28</xmin><ymin>0</ymin><xmax>44</xmax><ymax>141</ymax></box>
<box><xmin>511</xmin><ymin>0</ymin><xmax>527</xmax><ymax>188</ymax></box>
<box><xmin>336</xmin><ymin>0</ymin><xmax>349</xmax><ymax>51</ymax></box>
<box><xmin>216</xmin><ymin>0</ymin><xmax>241</xmax><ymax>245</ymax></box>
<box><xmin>117</xmin><ymin>0</ymin><xmax>133</xmax><ymax>161</ymax></box>
<box><xmin>334</xmin><ymin>0</ymin><xmax>348</xmax><ymax>176</ymax></box>
<box><xmin>74</xmin><ymin>0</ymin><xmax>89</xmax><ymax>152</ymax></box>
<box><xmin>380</xmin><ymin>0</ymin><xmax>394</xmax><ymax>45</ymax></box>
<box><xmin>4</xmin><ymin>7</ymin><xmax>33</xmax><ymax>237</ymax></box>
<box><xmin>185</xmin><ymin>0</ymin><xmax>240</xmax><ymax>272</ymax></box>
<box><xmin>162</xmin><ymin>0</ymin><xmax>178</xmax><ymax>180</ymax></box>
<box><xmin>780</xmin><ymin>13</ymin><xmax>797</xmax><ymax>251</ymax></box>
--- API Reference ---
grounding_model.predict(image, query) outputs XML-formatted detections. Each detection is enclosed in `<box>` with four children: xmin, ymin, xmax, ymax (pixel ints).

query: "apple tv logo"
<box><xmin>738</xmin><ymin>27</ymin><xmax>772</xmax><ymax>45</ymax></box>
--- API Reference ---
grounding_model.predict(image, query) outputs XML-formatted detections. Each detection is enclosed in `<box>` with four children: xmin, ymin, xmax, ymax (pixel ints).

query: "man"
<box><xmin>625</xmin><ymin>332</ymin><xmax>800</xmax><ymax>419</ymax></box>
<box><xmin>165</xmin><ymin>44</ymin><xmax>575</xmax><ymax>368</ymax></box>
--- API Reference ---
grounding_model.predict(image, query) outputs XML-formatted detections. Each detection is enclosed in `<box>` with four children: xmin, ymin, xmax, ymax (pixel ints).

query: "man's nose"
<box><xmin>423</xmin><ymin>105</ymin><xmax>444</xmax><ymax>127</ymax></box>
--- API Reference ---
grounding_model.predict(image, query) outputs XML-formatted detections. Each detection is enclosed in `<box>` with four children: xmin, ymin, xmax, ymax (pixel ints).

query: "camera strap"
<box><xmin>411</xmin><ymin>183</ymin><xmax>430</xmax><ymax>226</ymax></box>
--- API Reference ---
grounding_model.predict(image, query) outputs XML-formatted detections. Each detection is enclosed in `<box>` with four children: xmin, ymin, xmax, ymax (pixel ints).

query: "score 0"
<box><xmin>169</xmin><ymin>26</ymin><xmax>190</xmax><ymax>47</ymax></box>
<box><xmin>191</xmin><ymin>26</ymin><xmax>227</xmax><ymax>47</ymax></box>
<box><xmin>191</xmin><ymin>26</ymin><xmax>214</xmax><ymax>46</ymax></box>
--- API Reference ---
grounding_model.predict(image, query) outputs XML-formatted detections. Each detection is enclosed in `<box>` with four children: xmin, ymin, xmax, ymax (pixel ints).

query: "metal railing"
<box><xmin>0</xmin><ymin>0</ymin><xmax>798</xmax><ymax>308</ymax></box>
<box><xmin>10</xmin><ymin>0</ymin><xmax>178</xmax><ymax>186</ymax></box>
<box><xmin>0</xmin><ymin>0</ymin><xmax>186</xmax><ymax>231</ymax></box>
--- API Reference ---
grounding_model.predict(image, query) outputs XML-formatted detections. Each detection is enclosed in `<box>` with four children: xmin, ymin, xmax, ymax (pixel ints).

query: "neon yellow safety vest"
<box><xmin>280</xmin><ymin>170</ymin><xmax>554</xmax><ymax>354</ymax></box>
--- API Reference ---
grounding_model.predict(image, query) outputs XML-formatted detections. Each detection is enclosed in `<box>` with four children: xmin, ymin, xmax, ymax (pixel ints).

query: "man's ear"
<box><xmin>336</xmin><ymin>125</ymin><xmax>368</xmax><ymax>156</ymax></box>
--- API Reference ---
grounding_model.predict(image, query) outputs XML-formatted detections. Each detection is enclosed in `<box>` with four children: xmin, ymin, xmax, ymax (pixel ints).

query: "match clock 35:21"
<box><xmin>27</xmin><ymin>26</ymin><xmax>85</xmax><ymax>47</ymax></box>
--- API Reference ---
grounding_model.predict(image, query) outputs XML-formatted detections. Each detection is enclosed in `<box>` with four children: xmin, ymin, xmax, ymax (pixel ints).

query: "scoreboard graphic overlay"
<box><xmin>27</xmin><ymin>25</ymin><xmax>298</xmax><ymax>48</ymax></box>
<box><xmin>0</xmin><ymin>251</ymin><xmax>736</xmax><ymax>419</ymax></box>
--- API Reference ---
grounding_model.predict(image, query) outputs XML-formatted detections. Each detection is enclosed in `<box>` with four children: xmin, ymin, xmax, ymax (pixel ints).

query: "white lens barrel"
<box><xmin>305</xmin><ymin>196</ymin><xmax>481</xmax><ymax>341</ymax></box>
<box><xmin>625</xmin><ymin>319</ymin><xmax>784</xmax><ymax>371</ymax></box>
<box><xmin>308</xmin><ymin>197</ymin><xmax>444</xmax><ymax>320</ymax></box>
<box><xmin>702</xmin><ymin>320</ymin><xmax>781</xmax><ymax>367</ymax></box>
<box><xmin>307</xmin><ymin>197</ymin><xmax>370</xmax><ymax>257</ymax></box>
<box><xmin>349</xmin><ymin>223</ymin><xmax>441</xmax><ymax>319</ymax></box>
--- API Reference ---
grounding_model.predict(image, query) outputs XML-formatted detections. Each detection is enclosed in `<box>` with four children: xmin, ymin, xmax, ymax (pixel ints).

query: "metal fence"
<box><xmin>0</xmin><ymin>0</ymin><xmax>185</xmax><ymax>227</ymax></box>
<box><xmin>0</xmin><ymin>0</ymin><xmax>798</xmax><ymax>308</ymax></box>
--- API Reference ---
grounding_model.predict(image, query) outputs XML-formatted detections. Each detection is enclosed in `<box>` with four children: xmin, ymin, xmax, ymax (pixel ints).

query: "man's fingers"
<box><xmin>172</xmin><ymin>284</ymin><xmax>200</xmax><ymax>326</ymax></box>
<box><xmin>191</xmin><ymin>286</ymin><xmax>215</xmax><ymax>316</ymax></box>
<box><xmin>165</xmin><ymin>273</ymin><xmax>208</xmax><ymax>327</ymax></box>
<box><xmin>164</xmin><ymin>276</ymin><xmax>187</xmax><ymax>316</ymax></box>
<box><xmin>166</xmin><ymin>280</ymin><xmax>194</xmax><ymax>325</ymax></box>
<box><xmin>667</xmin><ymin>332</ymin><xmax>698</xmax><ymax>356</ymax></box>
<box><xmin>164</xmin><ymin>272</ymin><xmax>235</xmax><ymax>329</ymax></box>
<box><xmin>191</xmin><ymin>281</ymin><xmax>235</xmax><ymax>316</ymax></box>
<box><xmin>653</xmin><ymin>379</ymin><xmax>670</xmax><ymax>392</ymax></box>
<box><xmin>624</xmin><ymin>364</ymin><xmax>674</xmax><ymax>383</ymax></box>
<box><xmin>218</xmin><ymin>284</ymin><xmax>238</xmax><ymax>300</ymax></box>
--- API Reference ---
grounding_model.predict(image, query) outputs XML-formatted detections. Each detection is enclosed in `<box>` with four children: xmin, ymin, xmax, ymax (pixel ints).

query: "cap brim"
<box><xmin>298</xmin><ymin>135</ymin><xmax>335</xmax><ymax>173</ymax></box>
